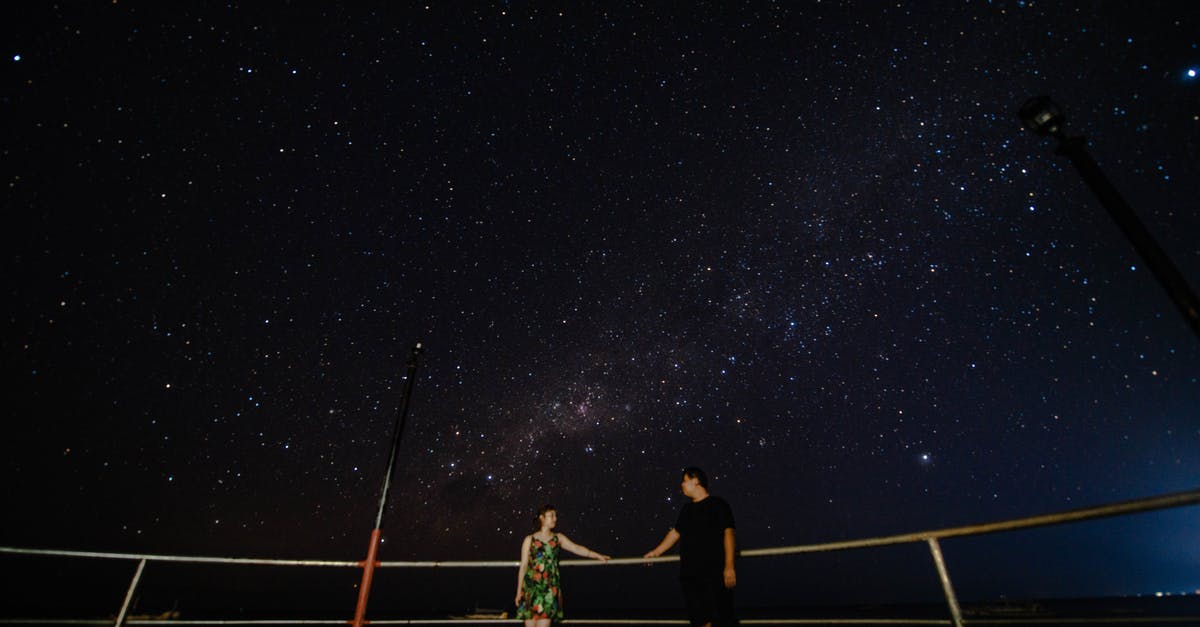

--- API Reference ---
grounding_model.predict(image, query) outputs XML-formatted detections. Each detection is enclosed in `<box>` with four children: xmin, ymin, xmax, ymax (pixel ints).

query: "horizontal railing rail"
<box><xmin>740</xmin><ymin>487</ymin><xmax>1200</xmax><ymax>557</ymax></box>
<box><xmin>2</xmin><ymin>487</ymin><xmax>1198</xmax><ymax>626</ymax></box>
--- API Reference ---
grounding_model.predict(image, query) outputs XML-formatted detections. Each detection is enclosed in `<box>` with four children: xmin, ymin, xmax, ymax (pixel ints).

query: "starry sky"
<box><xmin>3</xmin><ymin>0</ymin><xmax>1199</xmax><ymax>617</ymax></box>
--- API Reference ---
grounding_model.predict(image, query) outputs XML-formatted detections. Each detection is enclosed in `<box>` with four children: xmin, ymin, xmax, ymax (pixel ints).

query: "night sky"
<box><xmin>3</xmin><ymin>1</ymin><xmax>1199</xmax><ymax>617</ymax></box>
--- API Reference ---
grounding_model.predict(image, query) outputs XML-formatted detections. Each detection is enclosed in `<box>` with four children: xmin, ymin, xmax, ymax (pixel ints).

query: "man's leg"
<box><xmin>681</xmin><ymin>578</ymin><xmax>714</xmax><ymax>627</ymax></box>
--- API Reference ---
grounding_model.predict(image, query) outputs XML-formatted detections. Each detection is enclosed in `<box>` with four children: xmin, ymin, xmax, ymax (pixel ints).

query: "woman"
<box><xmin>515</xmin><ymin>504</ymin><xmax>610</xmax><ymax>626</ymax></box>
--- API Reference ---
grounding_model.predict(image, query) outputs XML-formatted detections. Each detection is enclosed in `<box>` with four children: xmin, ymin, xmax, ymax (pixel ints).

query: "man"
<box><xmin>644</xmin><ymin>467</ymin><xmax>737</xmax><ymax>627</ymax></box>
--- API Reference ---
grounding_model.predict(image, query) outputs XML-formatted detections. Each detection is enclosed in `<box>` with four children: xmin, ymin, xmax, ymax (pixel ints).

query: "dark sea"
<box><xmin>3</xmin><ymin>557</ymin><xmax>1198</xmax><ymax>624</ymax></box>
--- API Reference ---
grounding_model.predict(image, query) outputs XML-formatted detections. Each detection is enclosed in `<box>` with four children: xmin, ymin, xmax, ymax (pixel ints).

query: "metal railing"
<box><xmin>2</xmin><ymin>488</ymin><xmax>1198</xmax><ymax>626</ymax></box>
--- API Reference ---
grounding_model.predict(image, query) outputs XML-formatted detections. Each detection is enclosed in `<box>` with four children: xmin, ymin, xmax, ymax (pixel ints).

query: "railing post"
<box><xmin>926</xmin><ymin>538</ymin><xmax>964</xmax><ymax>627</ymax></box>
<box><xmin>114</xmin><ymin>558</ymin><xmax>146</xmax><ymax>627</ymax></box>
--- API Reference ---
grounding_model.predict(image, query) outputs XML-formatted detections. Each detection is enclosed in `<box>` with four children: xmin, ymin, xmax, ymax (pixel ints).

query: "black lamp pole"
<box><xmin>1019</xmin><ymin>96</ymin><xmax>1200</xmax><ymax>340</ymax></box>
<box><xmin>352</xmin><ymin>342</ymin><xmax>424</xmax><ymax>627</ymax></box>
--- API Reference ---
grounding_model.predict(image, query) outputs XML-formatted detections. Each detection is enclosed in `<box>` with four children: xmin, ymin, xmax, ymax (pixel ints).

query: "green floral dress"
<box><xmin>517</xmin><ymin>534</ymin><xmax>563</xmax><ymax>621</ymax></box>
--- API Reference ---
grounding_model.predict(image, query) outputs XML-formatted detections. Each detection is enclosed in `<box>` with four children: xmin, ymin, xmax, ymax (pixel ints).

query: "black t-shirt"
<box><xmin>674</xmin><ymin>495</ymin><xmax>735</xmax><ymax>579</ymax></box>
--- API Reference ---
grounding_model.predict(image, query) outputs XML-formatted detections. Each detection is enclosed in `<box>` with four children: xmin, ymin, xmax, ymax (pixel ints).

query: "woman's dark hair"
<box><xmin>536</xmin><ymin>504</ymin><xmax>556</xmax><ymax>520</ymax></box>
<box><xmin>682</xmin><ymin>466</ymin><xmax>708</xmax><ymax>488</ymax></box>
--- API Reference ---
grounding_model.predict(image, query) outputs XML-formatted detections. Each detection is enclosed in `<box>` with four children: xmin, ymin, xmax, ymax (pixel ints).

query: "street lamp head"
<box><xmin>1019</xmin><ymin>95</ymin><xmax>1066</xmax><ymax>138</ymax></box>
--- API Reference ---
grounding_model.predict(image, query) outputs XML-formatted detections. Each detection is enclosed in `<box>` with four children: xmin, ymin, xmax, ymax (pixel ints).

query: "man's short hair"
<box><xmin>682</xmin><ymin>466</ymin><xmax>708</xmax><ymax>488</ymax></box>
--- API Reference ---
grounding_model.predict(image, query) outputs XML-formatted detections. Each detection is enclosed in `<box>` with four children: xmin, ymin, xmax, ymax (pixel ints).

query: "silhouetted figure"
<box><xmin>644</xmin><ymin>467</ymin><xmax>737</xmax><ymax>627</ymax></box>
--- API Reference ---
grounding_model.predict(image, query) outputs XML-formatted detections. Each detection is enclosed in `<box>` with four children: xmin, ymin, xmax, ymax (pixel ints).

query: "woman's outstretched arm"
<box><xmin>558</xmin><ymin>533</ymin><xmax>610</xmax><ymax>560</ymax></box>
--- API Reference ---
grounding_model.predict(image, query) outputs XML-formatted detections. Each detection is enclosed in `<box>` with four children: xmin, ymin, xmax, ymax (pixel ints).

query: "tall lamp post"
<box><xmin>1018</xmin><ymin>95</ymin><xmax>1200</xmax><ymax>340</ymax></box>
<box><xmin>352</xmin><ymin>342</ymin><xmax>425</xmax><ymax>627</ymax></box>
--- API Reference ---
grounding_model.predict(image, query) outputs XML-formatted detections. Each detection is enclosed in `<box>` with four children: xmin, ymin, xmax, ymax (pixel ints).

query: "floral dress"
<box><xmin>517</xmin><ymin>533</ymin><xmax>563</xmax><ymax>621</ymax></box>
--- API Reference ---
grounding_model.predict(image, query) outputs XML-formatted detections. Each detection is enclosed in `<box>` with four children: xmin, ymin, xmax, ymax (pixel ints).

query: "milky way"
<box><xmin>3</xmin><ymin>1</ymin><xmax>1198</xmax><ymax>614</ymax></box>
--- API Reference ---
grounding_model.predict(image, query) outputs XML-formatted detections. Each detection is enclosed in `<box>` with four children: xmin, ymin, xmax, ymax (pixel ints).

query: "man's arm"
<box><xmin>643</xmin><ymin>528</ymin><xmax>681</xmax><ymax>558</ymax></box>
<box><xmin>722</xmin><ymin>527</ymin><xmax>736</xmax><ymax>588</ymax></box>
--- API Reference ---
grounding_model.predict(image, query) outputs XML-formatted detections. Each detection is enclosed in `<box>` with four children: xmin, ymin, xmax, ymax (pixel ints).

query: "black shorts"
<box><xmin>680</xmin><ymin>576</ymin><xmax>735</xmax><ymax>627</ymax></box>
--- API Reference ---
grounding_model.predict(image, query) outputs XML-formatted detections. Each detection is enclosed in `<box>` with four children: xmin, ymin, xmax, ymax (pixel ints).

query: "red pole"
<box><xmin>351</xmin><ymin>528</ymin><xmax>383</xmax><ymax>627</ymax></box>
